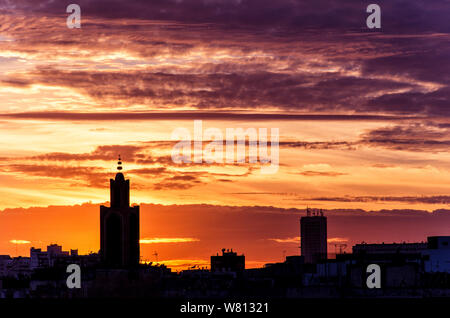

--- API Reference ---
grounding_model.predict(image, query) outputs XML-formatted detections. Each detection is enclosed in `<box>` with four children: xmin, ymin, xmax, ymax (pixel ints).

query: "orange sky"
<box><xmin>0</xmin><ymin>118</ymin><xmax>449</xmax><ymax>212</ymax></box>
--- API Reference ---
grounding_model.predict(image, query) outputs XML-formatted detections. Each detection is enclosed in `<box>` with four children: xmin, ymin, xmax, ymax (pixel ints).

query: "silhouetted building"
<box><xmin>29</xmin><ymin>245</ymin><xmax>98</xmax><ymax>270</ymax></box>
<box><xmin>301</xmin><ymin>208</ymin><xmax>327</xmax><ymax>263</ymax></box>
<box><xmin>353</xmin><ymin>236</ymin><xmax>450</xmax><ymax>273</ymax></box>
<box><xmin>100</xmin><ymin>156</ymin><xmax>140</xmax><ymax>268</ymax></box>
<box><xmin>211</xmin><ymin>249</ymin><xmax>245</xmax><ymax>272</ymax></box>
<box><xmin>425</xmin><ymin>236</ymin><xmax>450</xmax><ymax>273</ymax></box>
<box><xmin>0</xmin><ymin>255</ymin><xmax>12</xmax><ymax>277</ymax></box>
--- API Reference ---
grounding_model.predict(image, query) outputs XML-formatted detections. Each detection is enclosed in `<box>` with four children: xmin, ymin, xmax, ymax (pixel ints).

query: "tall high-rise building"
<box><xmin>100</xmin><ymin>156</ymin><xmax>140</xmax><ymax>267</ymax></box>
<box><xmin>300</xmin><ymin>208</ymin><xmax>327</xmax><ymax>263</ymax></box>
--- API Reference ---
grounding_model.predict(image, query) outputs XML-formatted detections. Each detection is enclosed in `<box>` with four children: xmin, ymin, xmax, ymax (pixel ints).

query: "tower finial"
<box><xmin>117</xmin><ymin>155</ymin><xmax>122</xmax><ymax>171</ymax></box>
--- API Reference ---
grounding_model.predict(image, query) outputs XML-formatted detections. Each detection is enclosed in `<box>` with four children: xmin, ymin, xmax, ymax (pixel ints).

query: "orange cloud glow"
<box><xmin>9</xmin><ymin>239</ymin><xmax>31</xmax><ymax>244</ymax></box>
<box><xmin>140</xmin><ymin>238</ymin><xmax>200</xmax><ymax>244</ymax></box>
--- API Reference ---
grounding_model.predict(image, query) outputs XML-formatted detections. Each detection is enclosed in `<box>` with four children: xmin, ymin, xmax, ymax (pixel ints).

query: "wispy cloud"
<box><xmin>140</xmin><ymin>237</ymin><xmax>200</xmax><ymax>244</ymax></box>
<box><xmin>270</xmin><ymin>237</ymin><xmax>349</xmax><ymax>244</ymax></box>
<box><xmin>298</xmin><ymin>171</ymin><xmax>347</xmax><ymax>177</ymax></box>
<box><xmin>328</xmin><ymin>237</ymin><xmax>348</xmax><ymax>243</ymax></box>
<box><xmin>268</xmin><ymin>236</ymin><xmax>299</xmax><ymax>244</ymax></box>
<box><xmin>155</xmin><ymin>259</ymin><xmax>210</xmax><ymax>271</ymax></box>
<box><xmin>10</xmin><ymin>239</ymin><xmax>31</xmax><ymax>244</ymax></box>
<box><xmin>305</xmin><ymin>196</ymin><xmax>450</xmax><ymax>205</ymax></box>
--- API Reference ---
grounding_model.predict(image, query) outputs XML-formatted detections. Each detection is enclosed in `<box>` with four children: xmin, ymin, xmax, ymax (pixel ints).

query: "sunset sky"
<box><xmin>0</xmin><ymin>1</ymin><xmax>449</xmax><ymax>269</ymax></box>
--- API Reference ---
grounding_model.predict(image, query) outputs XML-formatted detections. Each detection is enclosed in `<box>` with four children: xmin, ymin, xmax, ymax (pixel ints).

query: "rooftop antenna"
<box><xmin>334</xmin><ymin>243</ymin><xmax>347</xmax><ymax>255</ymax></box>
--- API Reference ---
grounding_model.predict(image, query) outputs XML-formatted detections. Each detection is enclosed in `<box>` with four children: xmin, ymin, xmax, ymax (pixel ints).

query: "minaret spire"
<box><xmin>100</xmin><ymin>154</ymin><xmax>140</xmax><ymax>268</ymax></box>
<box><xmin>117</xmin><ymin>155</ymin><xmax>123</xmax><ymax>171</ymax></box>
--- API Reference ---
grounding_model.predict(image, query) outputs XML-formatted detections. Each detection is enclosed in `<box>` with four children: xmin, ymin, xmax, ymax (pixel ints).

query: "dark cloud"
<box><xmin>127</xmin><ymin>167</ymin><xmax>167</xmax><ymax>175</ymax></box>
<box><xmin>28</xmin><ymin>145</ymin><xmax>145</xmax><ymax>162</ymax></box>
<box><xmin>0</xmin><ymin>164</ymin><xmax>109</xmax><ymax>187</ymax></box>
<box><xmin>362</xmin><ymin>49</ymin><xmax>450</xmax><ymax>87</ymax></box>
<box><xmin>304</xmin><ymin>195</ymin><xmax>450</xmax><ymax>205</ymax></box>
<box><xmin>0</xmin><ymin>112</ymin><xmax>408</xmax><ymax>121</ymax></box>
<box><xmin>360</xmin><ymin>123</ymin><xmax>450</xmax><ymax>152</ymax></box>
<box><xmin>152</xmin><ymin>180</ymin><xmax>198</xmax><ymax>191</ymax></box>
<box><xmin>3</xmin><ymin>0</ymin><xmax>449</xmax><ymax>33</ymax></box>
<box><xmin>371</xmin><ymin>163</ymin><xmax>396</xmax><ymax>168</ymax></box>
<box><xmin>366</xmin><ymin>87</ymin><xmax>450</xmax><ymax>116</ymax></box>
<box><xmin>0</xmin><ymin>1</ymin><xmax>448</xmax><ymax>117</ymax></box>
<box><xmin>281</xmin><ymin>141</ymin><xmax>356</xmax><ymax>150</ymax></box>
<box><xmin>0</xmin><ymin>68</ymin><xmax>430</xmax><ymax>113</ymax></box>
<box><xmin>298</xmin><ymin>170</ymin><xmax>347</xmax><ymax>177</ymax></box>
<box><xmin>0</xmin><ymin>161</ymin><xmax>205</xmax><ymax>190</ymax></box>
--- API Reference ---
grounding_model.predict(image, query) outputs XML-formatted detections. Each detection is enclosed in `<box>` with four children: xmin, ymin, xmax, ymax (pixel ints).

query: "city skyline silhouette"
<box><xmin>1</xmin><ymin>160</ymin><xmax>450</xmax><ymax>270</ymax></box>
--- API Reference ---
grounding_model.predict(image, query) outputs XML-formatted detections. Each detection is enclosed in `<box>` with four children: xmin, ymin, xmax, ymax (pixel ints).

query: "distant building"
<box><xmin>261</xmin><ymin>256</ymin><xmax>304</xmax><ymax>277</ymax></box>
<box><xmin>423</xmin><ymin>236</ymin><xmax>450</xmax><ymax>273</ymax></box>
<box><xmin>0</xmin><ymin>255</ymin><xmax>12</xmax><ymax>277</ymax></box>
<box><xmin>4</xmin><ymin>257</ymin><xmax>31</xmax><ymax>278</ymax></box>
<box><xmin>211</xmin><ymin>249</ymin><xmax>245</xmax><ymax>272</ymax></box>
<box><xmin>352</xmin><ymin>237</ymin><xmax>450</xmax><ymax>273</ymax></box>
<box><xmin>301</xmin><ymin>208</ymin><xmax>327</xmax><ymax>263</ymax></box>
<box><xmin>100</xmin><ymin>156</ymin><xmax>140</xmax><ymax>268</ymax></box>
<box><xmin>353</xmin><ymin>242</ymin><xmax>428</xmax><ymax>255</ymax></box>
<box><xmin>30</xmin><ymin>247</ymin><xmax>49</xmax><ymax>269</ymax></box>
<box><xmin>47</xmin><ymin>244</ymin><xmax>68</xmax><ymax>257</ymax></box>
<box><xmin>30</xmin><ymin>244</ymin><xmax>96</xmax><ymax>270</ymax></box>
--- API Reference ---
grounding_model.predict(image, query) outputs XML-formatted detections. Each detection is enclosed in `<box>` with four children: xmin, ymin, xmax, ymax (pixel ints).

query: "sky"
<box><xmin>0</xmin><ymin>0</ymin><xmax>449</xmax><ymax>269</ymax></box>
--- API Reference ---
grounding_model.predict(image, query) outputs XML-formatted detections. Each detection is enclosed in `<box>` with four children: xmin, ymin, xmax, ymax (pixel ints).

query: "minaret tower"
<box><xmin>100</xmin><ymin>156</ymin><xmax>140</xmax><ymax>267</ymax></box>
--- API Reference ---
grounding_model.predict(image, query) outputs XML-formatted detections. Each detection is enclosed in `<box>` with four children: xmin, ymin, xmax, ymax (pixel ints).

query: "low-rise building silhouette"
<box><xmin>211</xmin><ymin>248</ymin><xmax>245</xmax><ymax>273</ymax></box>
